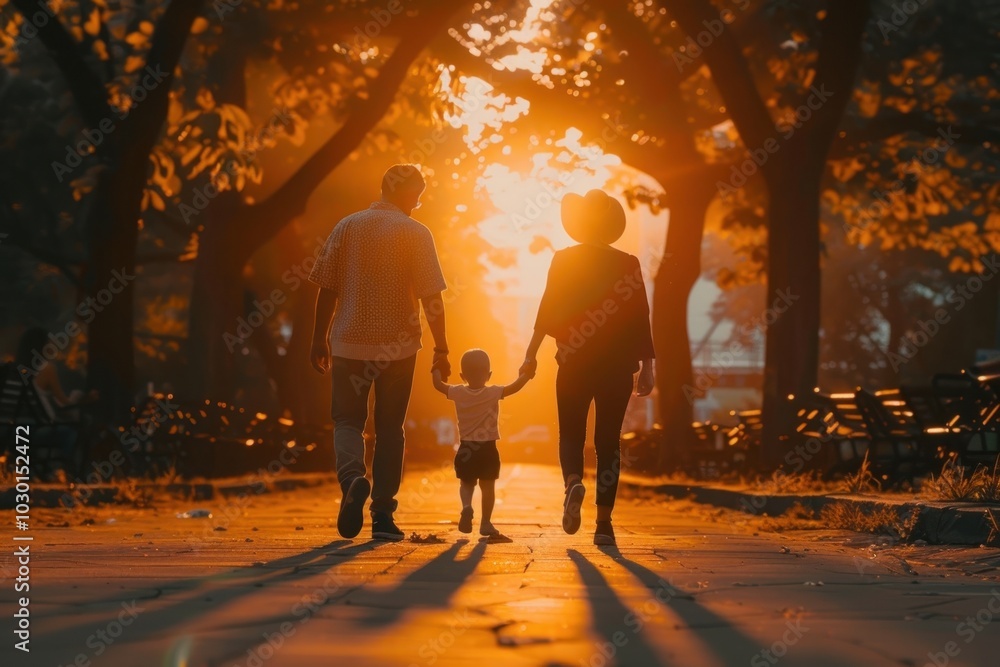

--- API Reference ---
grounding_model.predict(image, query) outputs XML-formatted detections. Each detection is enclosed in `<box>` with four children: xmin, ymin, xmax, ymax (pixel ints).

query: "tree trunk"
<box><xmin>651</xmin><ymin>170</ymin><xmax>718</xmax><ymax>470</ymax></box>
<box><xmin>760</xmin><ymin>165</ymin><xmax>822</xmax><ymax>468</ymax></box>
<box><xmin>185</xmin><ymin>194</ymin><xmax>248</xmax><ymax>398</ymax></box>
<box><xmin>16</xmin><ymin>0</ymin><xmax>206</xmax><ymax>420</ymax></box>
<box><xmin>83</xmin><ymin>170</ymin><xmax>138</xmax><ymax>420</ymax></box>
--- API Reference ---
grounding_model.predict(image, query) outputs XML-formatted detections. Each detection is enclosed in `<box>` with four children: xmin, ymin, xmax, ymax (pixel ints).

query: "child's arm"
<box><xmin>432</xmin><ymin>368</ymin><xmax>453</xmax><ymax>396</ymax></box>
<box><xmin>502</xmin><ymin>371</ymin><xmax>533</xmax><ymax>398</ymax></box>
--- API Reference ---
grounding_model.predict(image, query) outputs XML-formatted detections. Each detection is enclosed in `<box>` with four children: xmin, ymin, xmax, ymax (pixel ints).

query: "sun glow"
<box><xmin>441</xmin><ymin>0</ymin><xmax>664</xmax><ymax>361</ymax></box>
<box><xmin>475</xmin><ymin>128</ymin><xmax>622</xmax><ymax>298</ymax></box>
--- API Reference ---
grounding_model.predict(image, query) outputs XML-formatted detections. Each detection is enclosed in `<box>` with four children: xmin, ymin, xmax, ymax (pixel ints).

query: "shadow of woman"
<box><xmin>352</xmin><ymin>539</ymin><xmax>488</xmax><ymax>629</ymax></box>
<box><xmin>594</xmin><ymin>545</ymin><xmax>767</xmax><ymax>662</ymax></box>
<box><xmin>567</xmin><ymin>549</ymin><xmax>665</xmax><ymax>666</ymax></box>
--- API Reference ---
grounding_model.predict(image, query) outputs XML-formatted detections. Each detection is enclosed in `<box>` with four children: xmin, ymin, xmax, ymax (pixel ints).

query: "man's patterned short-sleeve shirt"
<box><xmin>308</xmin><ymin>201</ymin><xmax>447</xmax><ymax>361</ymax></box>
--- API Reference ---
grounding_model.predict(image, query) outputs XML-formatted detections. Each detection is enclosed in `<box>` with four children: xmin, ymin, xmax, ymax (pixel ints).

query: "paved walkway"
<box><xmin>3</xmin><ymin>463</ymin><xmax>1000</xmax><ymax>666</ymax></box>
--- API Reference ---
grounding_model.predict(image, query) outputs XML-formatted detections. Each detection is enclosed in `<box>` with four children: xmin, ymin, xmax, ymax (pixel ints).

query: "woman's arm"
<box><xmin>522</xmin><ymin>252</ymin><xmax>563</xmax><ymax>376</ymax></box>
<box><xmin>520</xmin><ymin>329</ymin><xmax>546</xmax><ymax>377</ymax></box>
<box><xmin>502</xmin><ymin>369</ymin><xmax>534</xmax><ymax>398</ymax></box>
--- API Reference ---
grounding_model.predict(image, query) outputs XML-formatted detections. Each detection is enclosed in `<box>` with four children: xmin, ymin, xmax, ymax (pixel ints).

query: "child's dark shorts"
<box><xmin>454</xmin><ymin>440</ymin><xmax>500</xmax><ymax>483</ymax></box>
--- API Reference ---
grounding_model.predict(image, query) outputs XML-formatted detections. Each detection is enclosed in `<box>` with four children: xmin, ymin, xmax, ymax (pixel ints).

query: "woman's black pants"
<box><xmin>556</xmin><ymin>361</ymin><xmax>634</xmax><ymax>509</ymax></box>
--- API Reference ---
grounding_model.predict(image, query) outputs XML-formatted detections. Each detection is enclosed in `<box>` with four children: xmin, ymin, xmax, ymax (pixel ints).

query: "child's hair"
<box><xmin>460</xmin><ymin>349</ymin><xmax>491</xmax><ymax>377</ymax></box>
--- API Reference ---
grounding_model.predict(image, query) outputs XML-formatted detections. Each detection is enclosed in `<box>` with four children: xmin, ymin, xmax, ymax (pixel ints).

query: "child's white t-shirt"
<box><xmin>447</xmin><ymin>385</ymin><xmax>504</xmax><ymax>441</ymax></box>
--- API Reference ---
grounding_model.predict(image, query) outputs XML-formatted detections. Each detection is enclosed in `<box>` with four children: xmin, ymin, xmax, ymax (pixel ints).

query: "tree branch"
<box><xmin>1</xmin><ymin>236</ymin><xmax>82</xmax><ymax>286</ymax></box>
<box><xmin>600</xmin><ymin>3</ymin><xmax>681</xmax><ymax>105</ymax></box>
<box><xmin>120</xmin><ymin>0</ymin><xmax>206</xmax><ymax>162</ymax></box>
<box><xmin>831</xmin><ymin>112</ymin><xmax>1000</xmax><ymax>157</ymax></box>
<box><xmin>136</xmin><ymin>250</ymin><xmax>192</xmax><ymax>265</ymax></box>
<box><xmin>662</xmin><ymin>0</ymin><xmax>776</xmax><ymax>152</ymax></box>
<box><xmin>244</xmin><ymin>2</ymin><xmax>465</xmax><ymax>248</ymax></box>
<box><xmin>11</xmin><ymin>0</ymin><xmax>113</xmax><ymax>127</ymax></box>
<box><xmin>803</xmin><ymin>0</ymin><xmax>871</xmax><ymax>155</ymax></box>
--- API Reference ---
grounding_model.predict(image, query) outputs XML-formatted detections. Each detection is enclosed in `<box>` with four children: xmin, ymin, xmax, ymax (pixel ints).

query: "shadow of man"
<box><xmin>37</xmin><ymin>539</ymin><xmax>386</xmax><ymax>659</ymax></box>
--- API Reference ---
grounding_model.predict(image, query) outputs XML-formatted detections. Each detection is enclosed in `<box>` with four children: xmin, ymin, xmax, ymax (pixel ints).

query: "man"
<box><xmin>309</xmin><ymin>164</ymin><xmax>450</xmax><ymax>540</ymax></box>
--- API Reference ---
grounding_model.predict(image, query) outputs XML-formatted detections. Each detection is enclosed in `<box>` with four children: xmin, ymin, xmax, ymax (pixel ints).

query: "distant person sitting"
<box><xmin>433</xmin><ymin>349</ymin><xmax>533</xmax><ymax>537</ymax></box>
<box><xmin>14</xmin><ymin>327</ymin><xmax>94</xmax><ymax>478</ymax></box>
<box><xmin>16</xmin><ymin>327</ymin><xmax>94</xmax><ymax>416</ymax></box>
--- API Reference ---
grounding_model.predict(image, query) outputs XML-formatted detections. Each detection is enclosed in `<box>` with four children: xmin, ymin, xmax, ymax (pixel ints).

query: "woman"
<box><xmin>521</xmin><ymin>190</ymin><xmax>655</xmax><ymax>546</ymax></box>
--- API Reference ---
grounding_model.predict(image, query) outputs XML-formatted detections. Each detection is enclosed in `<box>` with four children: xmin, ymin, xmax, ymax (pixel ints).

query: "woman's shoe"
<box><xmin>563</xmin><ymin>483</ymin><xmax>586</xmax><ymax>534</ymax></box>
<box><xmin>594</xmin><ymin>520</ymin><xmax>616</xmax><ymax>546</ymax></box>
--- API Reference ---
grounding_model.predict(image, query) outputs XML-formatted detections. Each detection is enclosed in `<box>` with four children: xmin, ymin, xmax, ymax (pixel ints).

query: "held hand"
<box><xmin>432</xmin><ymin>351</ymin><xmax>451</xmax><ymax>381</ymax></box>
<box><xmin>636</xmin><ymin>366</ymin><xmax>655</xmax><ymax>397</ymax></box>
<box><xmin>519</xmin><ymin>357</ymin><xmax>537</xmax><ymax>379</ymax></box>
<box><xmin>310</xmin><ymin>339</ymin><xmax>331</xmax><ymax>374</ymax></box>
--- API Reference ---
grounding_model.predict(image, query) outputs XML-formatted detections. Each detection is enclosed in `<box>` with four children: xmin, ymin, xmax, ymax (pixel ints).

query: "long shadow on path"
<box><xmin>37</xmin><ymin>539</ymin><xmax>385</xmax><ymax>657</ymax></box>
<box><xmin>597</xmin><ymin>546</ymin><xmax>849</xmax><ymax>667</ymax></box>
<box><xmin>352</xmin><ymin>538</ymin><xmax>488</xmax><ymax>629</ymax></box>
<box><xmin>567</xmin><ymin>549</ymin><xmax>665</xmax><ymax>667</ymax></box>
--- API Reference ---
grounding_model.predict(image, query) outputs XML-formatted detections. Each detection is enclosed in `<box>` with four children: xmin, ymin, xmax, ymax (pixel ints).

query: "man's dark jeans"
<box><xmin>330</xmin><ymin>354</ymin><xmax>416</xmax><ymax>514</ymax></box>
<box><xmin>556</xmin><ymin>361</ymin><xmax>634</xmax><ymax>509</ymax></box>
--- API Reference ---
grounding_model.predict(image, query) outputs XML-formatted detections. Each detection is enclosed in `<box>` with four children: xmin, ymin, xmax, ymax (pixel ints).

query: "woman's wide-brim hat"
<box><xmin>561</xmin><ymin>189</ymin><xmax>626</xmax><ymax>245</ymax></box>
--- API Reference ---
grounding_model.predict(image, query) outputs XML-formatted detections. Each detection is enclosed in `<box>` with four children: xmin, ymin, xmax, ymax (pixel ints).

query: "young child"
<box><xmin>433</xmin><ymin>349</ymin><xmax>532</xmax><ymax>537</ymax></box>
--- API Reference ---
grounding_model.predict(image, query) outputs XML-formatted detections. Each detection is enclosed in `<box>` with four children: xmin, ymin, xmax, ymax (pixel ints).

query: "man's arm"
<box><xmin>421</xmin><ymin>292</ymin><xmax>451</xmax><ymax>380</ymax></box>
<box><xmin>310</xmin><ymin>288</ymin><xmax>337</xmax><ymax>374</ymax></box>
<box><xmin>431</xmin><ymin>368</ymin><xmax>452</xmax><ymax>396</ymax></box>
<box><xmin>636</xmin><ymin>359</ymin><xmax>655</xmax><ymax>396</ymax></box>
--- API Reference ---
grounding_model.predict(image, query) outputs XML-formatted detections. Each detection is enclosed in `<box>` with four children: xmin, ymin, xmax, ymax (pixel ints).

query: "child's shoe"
<box><xmin>458</xmin><ymin>507</ymin><xmax>474</xmax><ymax>533</ymax></box>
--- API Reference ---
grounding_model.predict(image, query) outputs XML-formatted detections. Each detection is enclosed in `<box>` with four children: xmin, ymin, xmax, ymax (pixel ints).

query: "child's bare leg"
<box><xmin>479</xmin><ymin>479</ymin><xmax>498</xmax><ymax>535</ymax></box>
<box><xmin>460</xmin><ymin>481</ymin><xmax>475</xmax><ymax>509</ymax></box>
<box><xmin>458</xmin><ymin>481</ymin><xmax>476</xmax><ymax>533</ymax></box>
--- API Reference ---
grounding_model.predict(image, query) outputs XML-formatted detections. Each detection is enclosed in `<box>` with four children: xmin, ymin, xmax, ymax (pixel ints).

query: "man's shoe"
<box><xmin>594</xmin><ymin>521</ymin><xmax>616</xmax><ymax>546</ymax></box>
<box><xmin>337</xmin><ymin>477</ymin><xmax>370</xmax><ymax>539</ymax></box>
<box><xmin>458</xmin><ymin>507</ymin><xmax>474</xmax><ymax>534</ymax></box>
<box><xmin>562</xmin><ymin>482</ymin><xmax>586</xmax><ymax>535</ymax></box>
<box><xmin>372</xmin><ymin>511</ymin><xmax>405</xmax><ymax>541</ymax></box>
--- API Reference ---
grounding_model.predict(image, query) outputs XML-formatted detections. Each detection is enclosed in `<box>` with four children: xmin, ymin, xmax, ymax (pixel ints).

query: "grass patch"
<box><xmin>758</xmin><ymin>502</ymin><xmax>820</xmax><ymax>532</ymax></box>
<box><xmin>820</xmin><ymin>501</ymin><xmax>918</xmax><ymax>540</ymax></box>
<box><xmin>841</xmin><ymin>451</ymin><xmax>881</xmax><ymax>494</ymax></box>
<box><xmin>922</xmin><ymin>456</ymin><xmax>1000</xmax><ymax>502</ymax></box>
<box><xmin>749</xmin><ymin>470</ymin><xmax>837</xmax><ymax>495</ymax></box>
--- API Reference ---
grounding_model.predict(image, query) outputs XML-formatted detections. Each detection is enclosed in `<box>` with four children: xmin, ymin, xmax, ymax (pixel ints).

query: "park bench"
<box><xmin>725</xmin><ymin>409</ymin><xmax>763</xmax><ymax>468</ymax></box>
<box><xmin>0</xmin><ymin>362</ymin><xmax>83</xmax><ymax>478</ymax></box>
<box><xmin>854</xmin><ymin>388</ymin><xmax>925</xmax><ymax>480</ymax></box>
<box><xmin>144</xmin><ymin>399</ymin><xmax>254</xmax><ymax>476</ymax></box>
<box><xmin>781</xmin><ymin>393</ymin><xmax>846</xmax><ymax>475</ymax></box>
<box><xmin>899</xmin><ymin>385</ymin><xmax>969</xmax><ymax>458</ymax></box>
<box><xmin>973</xmin><ymin>372</ymin><xmax>1000</xmax><ymax>399</ymax></box>
<box><xmin>924</xmin><ymin>373</ymin><xmax>1000</xmax><ymax>468</ymax></box>
<box><xmin>690</xmin><ymin>420</ymin><xmax>746</xmax><ymax>477</ymax></box>
<box><xmin>141</xmin><ymin>398</ymin><xmax>318</xmax><ymax>478</ymax></box>
<box><xmin>792</xmin><ymin>391</ymin><xmax>872</xmax><ymax>476</ymax></box>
